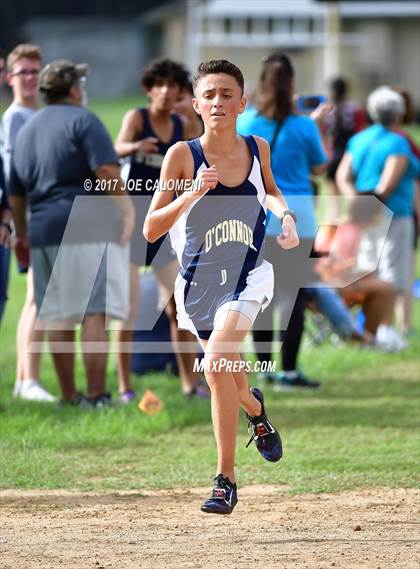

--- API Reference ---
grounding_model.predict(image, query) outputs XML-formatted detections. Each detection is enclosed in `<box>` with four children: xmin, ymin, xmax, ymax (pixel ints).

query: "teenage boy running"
<box><xmin>115</xmin><ymin>58</ymin><xmax>205</xmax><ymax>402</ymax></box>
<box><xmin>144</xmin><ymin>60</ymin><xmax>299</xmax><ymax>514</ymax></box>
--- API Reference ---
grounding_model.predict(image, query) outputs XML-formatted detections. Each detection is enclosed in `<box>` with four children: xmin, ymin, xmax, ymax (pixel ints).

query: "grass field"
<box><xmin>0</xmin><ymin>98</ymin><xmax>419</xmax><ymax>496</ymax></box>
<box><xmin>1</xmin><ymin>257</ymin><xmax>419</xmax><ymax>494</ymax></box>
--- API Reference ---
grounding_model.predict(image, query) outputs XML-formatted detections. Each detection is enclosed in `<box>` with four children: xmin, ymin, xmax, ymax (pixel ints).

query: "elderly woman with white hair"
<box><xmin>336</xmin><ymin>86</ymin><xmax>419</xmax><ymax>328</ymax></box>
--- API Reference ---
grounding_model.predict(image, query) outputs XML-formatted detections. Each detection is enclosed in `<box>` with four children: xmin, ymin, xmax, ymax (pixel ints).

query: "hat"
<box><xmin>39</xmin><ymin>59</ymin><xmax>89</xmax><ymax>95</ymax></box>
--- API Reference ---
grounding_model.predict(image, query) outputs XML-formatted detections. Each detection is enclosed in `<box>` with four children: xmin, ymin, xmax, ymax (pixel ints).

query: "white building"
<box><xmin>142</xmin><ymin>0</ymin><xmax>420</xmax><ymax>104</ymax></box>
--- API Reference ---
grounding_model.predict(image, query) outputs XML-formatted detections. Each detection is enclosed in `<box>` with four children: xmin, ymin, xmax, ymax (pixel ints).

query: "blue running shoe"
<box><xmin>274</xmin><ymin>372</ymin><xmax>320</xmax><ymax>390</ymax></box>
<box><xmin>246</xmin><ymin>387</ymin><xmax>282</xmax><ymax>462</ymax></box>
<box><xmin>201</xmin><ymin>474</ymin><xmax>238</xmax><ymax>515</ymax></box>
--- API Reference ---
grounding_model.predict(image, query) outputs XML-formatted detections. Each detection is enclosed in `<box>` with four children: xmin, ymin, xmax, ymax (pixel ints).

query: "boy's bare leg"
<box><xmin>23</xmin><ymin>270</ymin><xmax>44</xmax><ymax>380</ymax></box>
<box><xmin>154</xmin><ymin>260</ymin><xmax>200</xmax><ymax>394</ymax></box>
<box><xmin>200</xmin><ymin>310</ymin><xmax>261</xmax><ymax>482</ymax></box>
<box><xmin>16</xmin><ymin>269</ymin><xmax>43</xmax><ymax>384</ymax></box>
<box><xmin>116</xmin><ymin>264</ymin><xmax>139</xmax><ymax>394</ymax></box>
<box><xmin>199</xmin><ymin>336</ymin><xmax>238</xmax><ymax>482</ymax></box>
<box><xmin>230</xmin><ymin>353</ymin><xmax>262</xmax><ymax>416</ymax></box>
<box><xmin>16</xmin><ymin>301</ymin><xmax>27</xmax><ymax>382</ymax></box>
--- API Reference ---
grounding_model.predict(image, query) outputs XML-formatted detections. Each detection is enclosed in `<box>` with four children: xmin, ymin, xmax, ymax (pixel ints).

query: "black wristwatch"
<box><xmin>0</xmin><ymin>222</ymin><xmax>12</xmax><ymax>234</ymax></box>
<box><xmin>279</xmin><ymin>209</ymin><xmax>297</xmax><ymax>225</ymax></box>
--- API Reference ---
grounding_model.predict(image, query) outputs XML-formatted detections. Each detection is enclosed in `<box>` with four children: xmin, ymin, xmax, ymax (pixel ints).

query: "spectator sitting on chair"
<box><xmin>314</xmin><ymin>196</ymin><xmax>406</xmax><ymax>351</ymax></box>
<box><xmin>336</xmin><ymin>86</ymin><xmax>420</xmax><ymax>332</ymax></box>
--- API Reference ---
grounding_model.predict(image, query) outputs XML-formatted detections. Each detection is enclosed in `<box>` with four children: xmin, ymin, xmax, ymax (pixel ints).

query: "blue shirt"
<box><xmin>347</xmin><ymin>124</ymin><xmax>420</xmax><ymax>217</ymax></box>
<box><xmin>237</xmin><ymin>108</ymin><xmax>327</xmax><ymax>237</ymax></box>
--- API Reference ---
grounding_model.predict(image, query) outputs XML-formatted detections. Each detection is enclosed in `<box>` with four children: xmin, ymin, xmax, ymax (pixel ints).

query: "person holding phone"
<box><xmin>237</xmin><ymin>52</ymin><xmax>329</xmax><ymax>389</ymax></box>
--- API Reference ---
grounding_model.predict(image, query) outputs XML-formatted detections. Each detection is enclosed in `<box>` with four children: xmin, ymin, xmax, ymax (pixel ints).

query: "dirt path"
<box><xmin>0</xmin><ymin>487</ymin><xmax>418</xmax><ymax>569</ymax></box>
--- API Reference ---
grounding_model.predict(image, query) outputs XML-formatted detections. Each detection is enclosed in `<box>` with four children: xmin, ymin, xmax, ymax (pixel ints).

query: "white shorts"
<box><xmin>357</xmin><ymin>216</ymin><xmax>413</xmax><ymax>292</ymax></box>
<box><xmin>32</xmin><ymin>242</ymin><xmax>130</xmax><ymax>323</ymax></box>
<box><xmin>174</xmin><ymin>259</ymin><xmax>274</xmax><ymax>340</ymax></box>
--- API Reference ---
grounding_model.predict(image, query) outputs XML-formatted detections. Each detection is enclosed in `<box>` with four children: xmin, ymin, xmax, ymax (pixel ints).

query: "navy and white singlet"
<box><xmin>171</xmin><ymin>135</ymin><xmax>274</xmax><ymax>339</ymax></box>
<box><xmin>121</xmin><ymin>108</ymin><xmax>183</xmax><ymax>266</ymax></box>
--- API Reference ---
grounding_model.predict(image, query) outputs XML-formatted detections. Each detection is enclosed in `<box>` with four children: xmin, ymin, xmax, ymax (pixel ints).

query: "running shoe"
<box><xmin>246</xmin><ymin>387</ymin><xmax>282</xmax><ymax>462</ymax></box>
<box><xmin>120</xmin><ymin>390</ymin><xmax>136</xmax><ymax>404</ymax></box>
<box><xmin>274</xmin><ymin>372</ymin><xmax>320</xmax><ymax>390</ymax></box>
<box><xmin>201</xmin><ymin>474</ymin><xmax>238</xmax><ymax>515</ymax></box>
<box><xmin>80</xmin><ymin>392</ymin><xmax>113</xmax><ymax>409</ymax></box>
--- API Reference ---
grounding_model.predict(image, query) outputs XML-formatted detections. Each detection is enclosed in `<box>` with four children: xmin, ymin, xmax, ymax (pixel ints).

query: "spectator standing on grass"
<box><xmin>0</xmin><ymin>44</ymin><xmax>56</xmax><ymax>401</ymax></box>
<box><xmin>115</xmin><ymin>58</ymin><xmax>207</xmax><ymax>403</ymax></box>
<box><xmin>313</xmin><ymin>198</ymin><xmax>406</xmax><ymax>352</ymax></box>
<box><xmin>9</xmin><ymin>60</ymin><xmax>135</xmax><ymax>407</ymax></box>
<box><xmin>336</xmin><ymin>86</ymin><xmax>420</xmax><ymax>330</ymax></box>
<box><xmin>393</xmin><ymin>88</ymin><xmax>420</xmax><ymax>336</ymax></box>
<box><xmin>323</xmin><ymin>77</ymin><xmax>366</xmax><ymax>221</ymax></box>
<box><xmin>238</xmin><ymin>52</ymin><xmax>330</xmax><ymax>389</ymax></box>
<box><xmin>0</xmin><ymin>47</ymin><xmax>13</xmax><ymax>325</ymax></box>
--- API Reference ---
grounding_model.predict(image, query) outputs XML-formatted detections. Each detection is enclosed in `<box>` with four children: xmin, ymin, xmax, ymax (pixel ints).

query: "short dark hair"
<box><xmin>330</xmin><ymin>77</ymin><xmax>348</xmax><ymax>103</ymax></box>
<box><xmin>193</xmin><ymin>60</ymin><xmax>244</xmax><ymax>95</ymax></box>
<box><xmin>141</xmin><ymin>58</ymin><xmax>189</xmax><ymax>91</ymax></box>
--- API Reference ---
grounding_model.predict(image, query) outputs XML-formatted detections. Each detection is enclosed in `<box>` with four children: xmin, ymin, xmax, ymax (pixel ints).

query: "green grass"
<box><xmin>89</xmin><ymin>96</ymin><xmax>147</xmax><ymax>139</ymax></box>
<box><xmin>0</xmin><ymin>97</ymin><xmax>419</xmax><ymax>494</ymax></box>
<box><xmin>1</xmin><ymin>258</ymin><xmax>419</xmax><ymax>493</ymax></box>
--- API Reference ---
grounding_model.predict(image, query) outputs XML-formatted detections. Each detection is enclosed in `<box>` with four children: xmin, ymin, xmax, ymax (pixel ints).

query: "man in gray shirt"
<box><xmin>9</xmin><ymin>59</ymin><xmax>135</xmax><ymax>407</ymax></box>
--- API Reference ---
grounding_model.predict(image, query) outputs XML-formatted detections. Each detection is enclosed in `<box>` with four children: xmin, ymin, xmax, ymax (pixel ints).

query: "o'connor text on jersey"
<box><xmin>205</xmin><ymin>219</ymin><xmax>257</xmax><ymax>253</ymax></box>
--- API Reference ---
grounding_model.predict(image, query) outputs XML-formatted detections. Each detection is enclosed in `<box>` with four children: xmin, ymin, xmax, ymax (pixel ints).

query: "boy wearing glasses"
<box><xmin>0</xmin><ymin>44</ymin><xmax>55</xmax><ymax>402</ymax></box>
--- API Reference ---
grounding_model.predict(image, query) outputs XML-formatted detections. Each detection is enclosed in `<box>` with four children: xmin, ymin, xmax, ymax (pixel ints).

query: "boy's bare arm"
<box><xmin>143</xmin><ymin>143</ymin><xmax>193</xmax><ymax>242</ymax></box>
<box><xmin>144</xmin><ymin>142</ymin><xmax>219</xmax><ymax>242</ymax></box>
<box><xmin>114</xmin><ymin>109</ymin><xmax>158</xmax><ymax>158</ymax></box>
<box><xmin>254</xmin><ymin>136</ymin><xmax>299</xmax><ymax>249</ymax></box>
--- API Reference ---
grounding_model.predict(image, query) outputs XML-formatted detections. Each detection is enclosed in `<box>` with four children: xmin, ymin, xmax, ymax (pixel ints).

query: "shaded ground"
<box><xmin>0</xmin><ymin>487</ymin><xmax>418</xmax><ymax>569</ymax></box>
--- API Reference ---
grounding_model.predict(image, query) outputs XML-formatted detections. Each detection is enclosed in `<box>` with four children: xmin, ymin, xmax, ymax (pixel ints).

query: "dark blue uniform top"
<box><xmin>171</xmin><ymin>135</ymin><xmax>267</xmax><ymax>283</ymax></box>
<box><xmin>124</xmin><ymin>108</ymin><xmax>183</xmax><ymax>266</ymax></box>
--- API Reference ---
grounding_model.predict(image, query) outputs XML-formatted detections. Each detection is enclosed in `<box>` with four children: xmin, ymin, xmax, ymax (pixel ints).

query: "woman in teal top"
<box><xmin>238</xmin><ymin>52</ymin><xmax>328</xmax><ymax>389</ymax></box>
<box><xmin>336</xmin><ymin>86</ymin><xmax>419</xmax><ymax>298</ymax></box>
